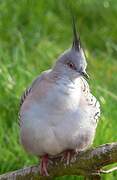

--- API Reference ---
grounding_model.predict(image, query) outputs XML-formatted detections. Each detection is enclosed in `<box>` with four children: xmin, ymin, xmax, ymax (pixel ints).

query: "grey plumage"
<box><xmin>19</xmin><ymin>18</ymin><xmax>100</xmax><ymax>176</ymax></box>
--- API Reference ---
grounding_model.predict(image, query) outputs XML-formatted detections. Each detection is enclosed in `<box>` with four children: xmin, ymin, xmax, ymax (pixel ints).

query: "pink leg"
<box><xmin>40</xmin><ymin>154</ymin><xmax>49</xmax><ymax>176</ymax></box>
<box><xmin>62</xmin><ymin>149</ymin><xmax>76</xmax><ymax>165</ymax></box>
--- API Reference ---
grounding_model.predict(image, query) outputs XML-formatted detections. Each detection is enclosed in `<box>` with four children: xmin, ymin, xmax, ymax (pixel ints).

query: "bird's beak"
<box><xmin>80</xmin><ymin>71</ymin><xmax>89</xmax><ymax>79</ymax></box>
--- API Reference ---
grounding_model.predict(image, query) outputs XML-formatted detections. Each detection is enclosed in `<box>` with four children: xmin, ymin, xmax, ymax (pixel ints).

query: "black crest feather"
<box><xmin>72</xmin><ymin>15</ymin><xmax>80</xmax><ymax>51</ymax></box>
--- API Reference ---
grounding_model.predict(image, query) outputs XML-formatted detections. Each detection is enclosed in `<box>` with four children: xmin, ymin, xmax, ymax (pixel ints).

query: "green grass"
<box><xmin>0</xmin><ymin>0</ymin><xmax>117</xmax><ymax>179</ymax></box>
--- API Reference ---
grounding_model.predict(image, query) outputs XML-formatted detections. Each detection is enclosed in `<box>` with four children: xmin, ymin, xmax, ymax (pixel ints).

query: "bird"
<box><xmin>19</xmin><ymin>18</ymin><xmax>100</xmax><ymax>176</ymax></box>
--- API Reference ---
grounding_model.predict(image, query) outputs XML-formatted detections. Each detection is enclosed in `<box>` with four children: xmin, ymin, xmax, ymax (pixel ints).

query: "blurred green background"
<box><xmin>0</xmin><ymin>0</ymin><xmax>117</xmax><ymax>179</ymax></box>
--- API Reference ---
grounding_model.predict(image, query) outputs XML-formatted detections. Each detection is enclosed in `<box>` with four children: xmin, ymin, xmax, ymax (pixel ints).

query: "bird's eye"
<box><xmin>66</xmin><ymin>62</ymin><xmax>77</xmax><ymax>70</ymax></box>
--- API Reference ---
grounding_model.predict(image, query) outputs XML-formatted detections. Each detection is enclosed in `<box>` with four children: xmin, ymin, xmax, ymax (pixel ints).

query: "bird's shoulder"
<box><xmin>19</xmin><ymin>69</ymin><xmax>51</xmax><ymax>108</ymax></box>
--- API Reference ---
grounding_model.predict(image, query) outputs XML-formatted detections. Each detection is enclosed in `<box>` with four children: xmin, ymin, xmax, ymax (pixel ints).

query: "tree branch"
<box><xmin>0</xmin><ymin>143</ymin><xmax>117</xmax><ymax>180</ymax></box>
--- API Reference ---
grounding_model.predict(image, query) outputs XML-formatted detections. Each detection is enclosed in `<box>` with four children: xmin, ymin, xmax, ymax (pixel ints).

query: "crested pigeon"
<box><xmin>19</xmin><ymin>19</ymin><xmax>100</xmax><ymax>176</ymax></box>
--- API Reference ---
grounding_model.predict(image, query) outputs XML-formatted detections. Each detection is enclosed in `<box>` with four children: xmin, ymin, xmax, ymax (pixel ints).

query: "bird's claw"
<box><xmin>40</xmin><ymin>154</ymin><xmax>49</xmax><ymax>176</ymax></box>
<box><xmin>61</xmin><ymin>149</ymin><xmax>76</xmax><ymax>166</ymax></box>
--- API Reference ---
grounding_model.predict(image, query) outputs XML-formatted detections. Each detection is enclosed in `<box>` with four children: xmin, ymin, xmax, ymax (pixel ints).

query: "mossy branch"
<box><xmin>0</xmin><ymin>143</ymin><xmax>117</xmax><ymax>180</ymax></box>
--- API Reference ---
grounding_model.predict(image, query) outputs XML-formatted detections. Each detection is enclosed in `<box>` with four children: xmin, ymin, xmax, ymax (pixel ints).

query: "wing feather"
<box><xmin>18</xmin><ymin>70</ymin><xmax>51</xmax><ymax>125</ymax></box>
<box><xmin>80</xmin><ymin>77</ymin><xmax>100</xmax><ymax>124</ymax></box>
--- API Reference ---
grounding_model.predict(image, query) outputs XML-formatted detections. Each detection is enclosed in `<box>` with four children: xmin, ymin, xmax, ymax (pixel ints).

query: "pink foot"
<box><xmin>62</xmin><ymin>149</ymin><xmax>76</xmax><ymax>166</ymax></box>
<box><xmin>40</xmin><ymin>154</ymin><xmax>49</xmax><ymax>176</ymax></box>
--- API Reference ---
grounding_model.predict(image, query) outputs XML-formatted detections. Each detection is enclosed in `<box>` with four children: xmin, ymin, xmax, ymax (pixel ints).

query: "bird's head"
<box><xmin>53</xmin><ymin>18</ymin><xmax>89</xmax><ymax>80</ymax></box>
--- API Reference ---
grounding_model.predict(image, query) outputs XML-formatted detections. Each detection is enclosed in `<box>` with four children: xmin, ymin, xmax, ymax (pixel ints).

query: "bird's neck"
<box><xmin>49</xmin><ymin>69</ymin><xmax>79</xmax><ymax>88</ymax></box>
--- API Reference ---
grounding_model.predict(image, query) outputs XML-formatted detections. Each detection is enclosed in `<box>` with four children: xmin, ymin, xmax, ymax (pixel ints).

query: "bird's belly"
<box><xmin>21</xmin><ymin>103</ymin><xmax>95</xmax><ymax>156</ymax></box>
<box><xmin>21</xmin><ymin>83</ymin><xmax>95</xmax><ymax>156</ymax></box>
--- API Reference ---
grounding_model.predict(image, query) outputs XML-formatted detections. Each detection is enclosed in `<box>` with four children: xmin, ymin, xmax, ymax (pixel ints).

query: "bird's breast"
<box><xmin>42</xmin><ymin>80</ymin><xmax>81</xmax><ymax>113</ymax></box>
<box><xmin>20</xmin><ymin>78</ymin><xmax>83</xmax><ymax>127</ymax></box>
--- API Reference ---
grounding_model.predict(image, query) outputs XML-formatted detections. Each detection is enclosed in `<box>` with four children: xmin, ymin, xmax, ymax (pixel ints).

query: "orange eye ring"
<box><xmin>67</xmin><ymin>62</ymin><xmax>77</xmax><ymax>71</ymax></box>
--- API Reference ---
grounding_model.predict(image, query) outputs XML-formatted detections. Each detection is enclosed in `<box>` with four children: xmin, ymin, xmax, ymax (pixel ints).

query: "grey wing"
<box><xmin>19</xmin><ymin>76</ymin><xmax>40</xmax><ymax>109</ymax></box>
<box><xmin>19</xmin><ymin>69</ymin><xmax>51</xmax><ymax>108</ymax></box>
<box><xmin>19</xmin><ymin>86</ymin><xmax>32</xmax><ymax>108</ymax></box>
<box><xmin>18</xmin><ymin>69</ymin><xmax>51</xmax><ymax>125</ymax></box>
<box><xmin>18</xmin><ymin>85</ymin><xmax>32</xmax><ymax>126</ymax></box>
<box><xmin>87</xmin><ymin>93</ymin><xmax>100</xmax><ymax>123</ymax></box>
<box><xmin>18</xmin><ymin>76</ymin><xmax>41</xmax><ymax>125</ymax></box>
<box><xmin>81</xmin><ymin>77</ymin><xmax>100</xmax><ymax>124</ymax></box>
